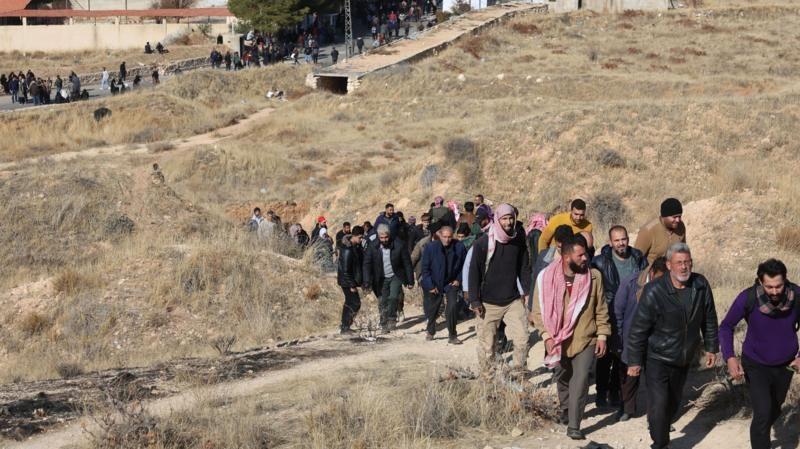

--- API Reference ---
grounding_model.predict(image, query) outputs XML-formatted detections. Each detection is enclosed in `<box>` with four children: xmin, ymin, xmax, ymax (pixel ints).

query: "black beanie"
<box><xmin>660</xmin><ymin>198</ymin><xmax>683</xmax><ymax>217</ymax></box>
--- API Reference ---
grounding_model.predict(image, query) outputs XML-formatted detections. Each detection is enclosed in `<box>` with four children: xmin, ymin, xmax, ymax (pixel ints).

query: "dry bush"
<box><xmin>511</xmin><ymin>22</ymin><xmax>542</xmax><ymax>35</ymax></box>
<box><xmin>55</xmin><ymin>362</ymin><xmax>84</xmax><ymax>379</ymax></box>
<box><xmin>459</xmin><ymin>36</ymin><xmax>499</xmax><ymax>60</ymax></box>
<box><xmin>147</xmin><ymin>142</ymin><xmax>176</xmax><ymax>153</ymax></box>
<box><xmin>627</xmin><ymin>47</ymin><xmax>642</xmax><ymax>54</ymax></box>
<box><xmin>53</xmin><ymin>269</ymin><xmax>99</xmax><ymax>296</ymax></box>
<box><xmin>596</xmin><ymin>149</ymin><xmax>626</xmax><ymax>169</ymax></box>
<box><xmin>590</xmin><ymin>192</ymin><xmax>629</xmax><ymax>233</ymax></box>
<box><xmin>777</xmin><ymin>227</ymin><xmax>800</xmax><ymax>253</ymax></box>
<box><xmin>602</xmin><ymin>62</ymin><xmax>618</xmax><ymax>70</ymax></box>
<box><xmin>305</xmin><ymin>370</ymin><xmax>555</xmax><ymax>448</ymax></box>
<box><xmin>19</xmin><ymin>311</ymin><xmax>51</xmax><ymax>336</ymax></box>
<box><xmin>419</xmin><ymin>164</ymin><xmax>441</xmax><ymax>189</ymax></box>
<box><xmin>443</xmin><ymin>137</ymin><xmax>479</xmax><ymax>185</ymax></box>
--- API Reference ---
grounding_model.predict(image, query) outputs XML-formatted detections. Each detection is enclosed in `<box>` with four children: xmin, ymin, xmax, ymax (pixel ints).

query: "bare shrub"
<box><xmin>56</xmin><ymin>362</ymin><xmax>84</xmax><ymax>379</ymax></box>
<box><xmin>588</xmin><ymin>49</ymin><xmax>599</xmax><ymax>62</ymax></box>
<box><xmin>53</xmin><ymin>269</ymin><xmax>98</xmax><ymax>296</ymax></box>
<box><xmin>590</xmin><ymin>192</ymin><xmax>629</xmax><ymax>232</ymax></box>
<box><xmin>303</xmin><ymin>284</ymin><xmax>323</xmax><ymax>301</ymax></box>
<box><xmin>459</xmin><ymin>36</ymin><xmax>498</xmax><ymax>60</ymax></box>
<box><xmin>597</xmin><ymin>149</ymin><xmax>626</xmax><ymax>168</ymax></box>
<box><xmin>444</xmin><ymin>137</ymin><xmax>477</xmax><ymax>160</ymax></box>
<box><xmin>511</xmin><ymin>22</ymin><xmax>542</xmax><ymax>35</ymax></box>
<box><xmin>19</xmin><ymin>311</ymin><xmax>50</xmax><ymax>336</ymax></box>
<box><xmin>777</xmin><ymin>227</ymin><xmax>800</xmax><ymax>253</ymax></box>
<box><xmin>420</xmin><ymin>164</ymin><xmax>441</xmax><ymax>189</ymax></box>
<box><xmin>147</xmin><ymin>142</ymin><xmax>175</xmax><ymax>153</ymax></box>
<box><xmin>210</xmin><ymin>335</ymin><xmax>237</xmax><ymax>356</ymax></box>
<box><xmin>443</xmin><ymin>138</ymin><xmax>480</xmax><ymax>185</ymax></box>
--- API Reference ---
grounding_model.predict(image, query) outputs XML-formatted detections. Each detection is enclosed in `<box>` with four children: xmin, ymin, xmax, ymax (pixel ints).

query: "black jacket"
<box><xmin>467</xmin><ymin>231</ymin><xmax>532</xmax><ymax>307</ymax></box>
<box><xmin>337</xmin><ymin>238</ymin><xmax>364</xmax><ymax>288</ymax></box>
<box><xmin>363</xmin><ymin>238</ymin><xmax>414</xmax><ymax>296</ymax></box>
<box><xmin>625</xmin><ymin>273</ymin><xmax>719</xmax><ymax>367</ymax></box>
<box><xmin>591</xmin><ymin>245</ymin><xmax>647</xmax><ymax>303</ymax></box>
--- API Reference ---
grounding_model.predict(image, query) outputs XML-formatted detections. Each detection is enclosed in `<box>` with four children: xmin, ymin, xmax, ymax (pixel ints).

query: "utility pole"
<box><xmin>344</xmin><ymin>0</ymin><xmax>353</xmax><ymax>60</ymax></box>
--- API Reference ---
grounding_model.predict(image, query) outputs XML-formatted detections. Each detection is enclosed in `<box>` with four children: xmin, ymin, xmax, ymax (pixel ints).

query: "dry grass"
<box><xmin>85</xmin><ymin>362</ymin><xmax>555</xmax><ymax>449</ymax></box>
<box><xmin>0</xmin><ymin>65</ymin><xmax>308</xmax><ymax>162</ymax></box>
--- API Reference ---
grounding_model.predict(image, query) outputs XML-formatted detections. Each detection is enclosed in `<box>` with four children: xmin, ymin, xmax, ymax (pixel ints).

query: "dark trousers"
<box><xmin>646</xmin><ymin>358</ymin><xmax>689</xmax><ymax>449</ymax></box>
<box><xmin>423</xmin><ymin>288</ymin><xmax>458</xmax><ymax>338</ymax></box>
<box><xmin>742</xmin><ymin>356</ymin><xmax>794</xmax><ymax>449</ymax></box>
<box><xmin>379</xmin><ymin>276</ymin><xmax>403</xmax><ymax>326</ymax></box>
<box><xmin>618</xmin><ymin>359</ymin><xmax>640</xmax><ymax>415</ymax></box>
<box><xmin>596</xmin><ymin>352</ymin><xmax>621</xmax><ymax>401</ymax></box>
<box><xmin>556</xmin><ymin>345</ymin><xmax>596</xmax><ymax>431</ymax></box>
<box><xmin>340</xmin><ymin>287</ymin><xmax>361</xmax><ymax>330</ymax></box>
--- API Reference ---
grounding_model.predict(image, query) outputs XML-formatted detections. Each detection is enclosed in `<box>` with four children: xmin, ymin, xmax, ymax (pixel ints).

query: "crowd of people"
<box><xmin>246</xmin><ymin>194</ymin><xmax>800</xmax><ymax>449</ymax></box>
<box><xmin>1</xmin><ymin>70</ymin><xmax>87</xmax><ymax>105</ymax></box>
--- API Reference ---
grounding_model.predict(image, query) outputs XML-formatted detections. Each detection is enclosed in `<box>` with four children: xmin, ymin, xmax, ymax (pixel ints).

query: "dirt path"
<box><xmin>4</xmin><ymin>305</ymin><xmax>788</xmax><ymax>449</ymax></box>
<box><xmin>0</xmin><ymin>106</ymin><xmax>276</xmax><ymax>174</ymax></box>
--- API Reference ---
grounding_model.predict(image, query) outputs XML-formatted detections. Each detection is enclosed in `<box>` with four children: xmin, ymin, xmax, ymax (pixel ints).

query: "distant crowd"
<box><xmin>248</xmin><ymin>194</ymin><xmax>800</xmax><ymax>449</ymax></box>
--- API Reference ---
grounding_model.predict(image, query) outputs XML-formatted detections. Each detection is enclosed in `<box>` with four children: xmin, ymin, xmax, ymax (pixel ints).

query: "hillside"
<box><xmin>2</xmin><ymin>1</ymin><xmax>800</xmax><ymax>448</ymax></box>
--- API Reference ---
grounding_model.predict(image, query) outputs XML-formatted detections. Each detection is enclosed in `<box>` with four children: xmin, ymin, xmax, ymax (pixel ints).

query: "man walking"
<box><xmin>614</xmin><ymin>256</ymin><xmax>668</xmax><ymax>421</ymax></box>
<box><xmin>119</xmin><ymin>61</ymin><xmax>127</xmax><ymax>83</ymax></box>
<box><xmin>101</xmin><ymin>67</ymin><xmax>109</xmax><ymax>90</ymax></box>
<box><xmin>538</xmin><ymin>199</ymin><xmax>593</xmax><ymax>252</ymax></box>
<box><xmin>530</xmin><ymin>235</ymin><xmax>610</xmax><ymax>440</ymax></box>
<box><xmin>337</xmin><ymin>226</ymin><xmax>365</xmax><ymax>334</ymax></box>
<box><xmin>364</xmin><ymin>224</ymin><xmax>414</xmax><ymax>333</ymax></box>
<box><xmin>468</xmin><ymin>204</ymin><xmax>532</xmax><ymax>374</ymax></box>
<box><xmin>720</xmin><ymin>259</ymin><xmax>800</xmax><ymax>449</ymax></box>
<box><xmin>374</xmin><ymin>203</ymin><xmax>401</xmax><ymax>238</ymax></box>
<box><xmin>590</xmin><ymin>225</ymin><xmax>647</xmax><ymax>408</ymax></box>
<box><xmin>626</xmin><ymin>243</ymin><xmax>719</xmax><ymax>449</ymax></box>
<box><xmin>335</xmin><ymin>221</ymin><xmax>351</xmax><ymax>251</ymax></box>
<box><xmin>421</xmin><ymin>225</ymin><xmax>467</xmax><ymax>344</ymax></box>
<box><xmin>634</xmin><ymin>198</ymin><xmax>686</xmax><ymax>265</ymax></box>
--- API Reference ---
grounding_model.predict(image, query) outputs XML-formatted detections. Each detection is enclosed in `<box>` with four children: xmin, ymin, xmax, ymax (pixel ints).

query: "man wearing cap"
<box><xmin>311</xmin><ymin>216</ymin><xmax>327</xmax><ymax>241</ymax></box>
<box><xmin>634</xmin><ymin>198</ymin><xmax>687</xmax><ymax>266</ymax></box>
<box><xmin>538</xmin><ymin>199</ymin><xmax>593</xmax><ymax>253</ymax></box>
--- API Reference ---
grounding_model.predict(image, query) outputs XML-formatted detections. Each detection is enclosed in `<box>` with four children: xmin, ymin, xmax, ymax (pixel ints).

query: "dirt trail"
<box><xmin>0</xmin><ymin>107</ymin><xmax>276</xmax><ymax>174</ymax></box>
<box><xmin>3</xmin><ymin>306</ymin><xmax>783</xmax><ymax>449</ymax></box>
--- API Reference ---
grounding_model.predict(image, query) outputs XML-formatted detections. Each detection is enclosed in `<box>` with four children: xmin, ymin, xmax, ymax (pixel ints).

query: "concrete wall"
<box><xmin>550</xmin><ymin>0</ymin><xmax>668</xmax><ymax>13</ymax></box>
<box><xmin>583</xmin><ymin>0</ymin><xmax>668</xmax><ymax>12</ymax></box>
<box><xmin>0</xmin><ymin>22</ymin><xmax>229</xmax><ymax>52</ymax></box>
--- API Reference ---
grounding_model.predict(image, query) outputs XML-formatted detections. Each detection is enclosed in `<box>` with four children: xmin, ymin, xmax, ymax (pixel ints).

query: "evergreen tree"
<box><xmin>228</xmin><ymin>0</ymin><xmax>310</xmax><ymax>34</ymax></box>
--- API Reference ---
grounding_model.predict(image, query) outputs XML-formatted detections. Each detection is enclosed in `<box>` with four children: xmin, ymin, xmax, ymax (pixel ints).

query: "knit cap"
<box><xmin>660</xmin><ymin>198</ymin><xmax>683</xmax><ymax>217</ymax></box>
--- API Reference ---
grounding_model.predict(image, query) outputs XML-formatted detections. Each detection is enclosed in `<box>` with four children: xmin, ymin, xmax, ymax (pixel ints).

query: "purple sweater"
<box><xmin>720</xmin><ymin>288</ymin><xmax>800</xmax><ymax>366</ymax></box>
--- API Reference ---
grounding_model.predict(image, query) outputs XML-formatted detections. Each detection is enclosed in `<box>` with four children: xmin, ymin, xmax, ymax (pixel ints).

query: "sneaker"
<box><xmin>554</xmin><ymin>411</ymin><xmax>568</xmax><ymax>425</ymax></box>
<box><xmin>448</xmin><ymin>337</ymin><xmax>462</xmax><ymax>345</ymax></box>
<box><xmin>386</xmin><ymin>321</ymin><xmax>397</xmax><ymax>332</ymax></box>
<box><xmin>397</xmin><ymin>311</ymin><xmax>405</xmax><ymax>323</ymax></box>
<box><xmin>425</xmin><ymin>333</ymin><xmax>434</xmax><ymax>341</ymax></box>
<box><xmin>618</xmin><ymin>412</ymin><xmax>631</xmax><ymax>422</ymax></box>
<box><xmin>595</xmin><ymin>396</ymin><xmax>609</xmax><ymax>408</ymax></box>
<box><xmin>566</xmin><ymin>428</ymin><xmax>585</xmax><ymax>440</ymax></box>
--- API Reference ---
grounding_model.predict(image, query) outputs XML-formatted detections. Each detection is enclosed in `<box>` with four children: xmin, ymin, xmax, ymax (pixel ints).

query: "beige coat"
<box><xmin>530</xmin><ymin>268</ymin><xmax>610</xmax><ymax>358</ymax></box>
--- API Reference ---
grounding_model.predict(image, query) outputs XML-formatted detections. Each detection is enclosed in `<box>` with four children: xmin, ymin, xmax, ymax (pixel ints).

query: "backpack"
<box><xmin>743</xmin><ymin>282</ymin><xmax>800</xmax><ymax>332</ymax></box>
